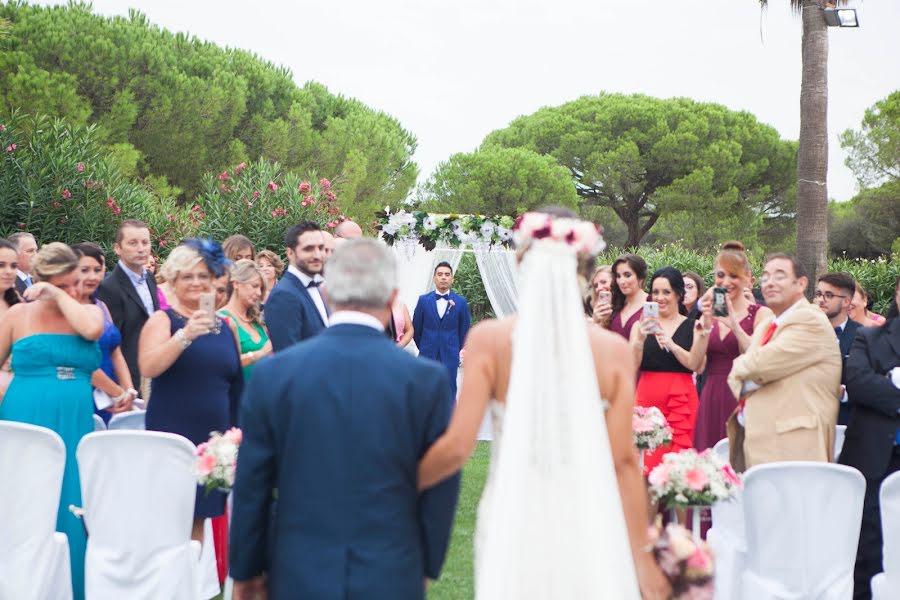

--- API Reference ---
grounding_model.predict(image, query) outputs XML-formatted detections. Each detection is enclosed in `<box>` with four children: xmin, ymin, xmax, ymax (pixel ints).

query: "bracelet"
<box><xmin>174</xmin><ymin>329</ymin><xmax>192</xmax><ymax>350</ymax></box>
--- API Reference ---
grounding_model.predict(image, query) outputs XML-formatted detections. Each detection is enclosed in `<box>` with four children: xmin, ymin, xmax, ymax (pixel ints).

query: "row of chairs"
<box><xmin>0</xmin><ymin>421</ymin><xmax>219</xmax><ymax>600</ymax></box>
<box><xmin>708</xmin><ymin>433</ymin><xmax>900</xmax><ymax>600</ymax></box>
<box><xmin>92</xmin><ymin>409</ymin><xmax>146</xmax><ymax>432</ymax></box>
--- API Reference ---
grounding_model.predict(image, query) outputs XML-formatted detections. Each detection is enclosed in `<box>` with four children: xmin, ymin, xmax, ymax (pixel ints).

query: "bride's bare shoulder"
<box><xmin>586</xmin><ymin>325</ymin><xmax>632</xmax><ymax>368</ymax></box>
<box><xmin>465</xmin><ymin>316</ymin><xmax>515</xmax><ymax>350</ymax></box>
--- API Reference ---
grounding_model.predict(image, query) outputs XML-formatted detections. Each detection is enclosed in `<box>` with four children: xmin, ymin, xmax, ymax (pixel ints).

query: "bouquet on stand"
<box><xmin>632</xmin><ymin>406</ymin><xmax>672</xmax><ymax>471</ymax></box>
<box><xmin>649</xmin><ymin>521</ymin><xmax>715</xmax><ymax>600</ymax></box>
<box><xmin>195</xmin><ymin>428</ymin><xmax>242</xmax><ymax>494</ymax></box>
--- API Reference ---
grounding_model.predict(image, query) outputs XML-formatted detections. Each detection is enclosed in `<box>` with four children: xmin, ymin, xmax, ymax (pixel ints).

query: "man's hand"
<box><xmin>233</xmin><ymin>575</ymin><xmax>267</xmax><ymax>600</ymax></box>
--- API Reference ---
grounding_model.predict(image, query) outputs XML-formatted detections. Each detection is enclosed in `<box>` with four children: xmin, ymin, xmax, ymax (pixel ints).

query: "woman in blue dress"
<box><xmin>72</xmin><ymin>242</ymin><xmax>137</xmax><ymax>423</ymax></box>
<box><xmin>139</xmin><ymin>239</ymin><xmax>243</xmax><ymax>543</ymax></box>
<box><xmin>0</xmin><ymin>242</ymin><xmax>104</xmax><ymax>600</ymax></box>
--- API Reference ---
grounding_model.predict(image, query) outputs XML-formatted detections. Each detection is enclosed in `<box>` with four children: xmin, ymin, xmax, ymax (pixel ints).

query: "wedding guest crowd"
<box><xmin>255</xmin><ymin>249</ymin><xmax>283</xmax><ymax>304</ymax></box>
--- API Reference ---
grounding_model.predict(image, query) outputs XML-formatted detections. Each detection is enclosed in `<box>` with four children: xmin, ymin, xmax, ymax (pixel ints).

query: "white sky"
<box><xmin>40</xmin><ymin>0</ymin><xmax>900</xmax><ymax>201</ymax></box>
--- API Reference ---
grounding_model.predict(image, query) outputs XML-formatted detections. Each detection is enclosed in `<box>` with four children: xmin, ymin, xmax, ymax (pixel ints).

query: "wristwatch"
<box><xmin>174</xmin><ymin>328</ymin><xmax>192</xmax><ymax>349</ymax></box>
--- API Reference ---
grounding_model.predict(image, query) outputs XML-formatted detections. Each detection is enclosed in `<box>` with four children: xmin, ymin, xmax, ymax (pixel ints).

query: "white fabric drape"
<box><xmin>473</xmin><ymin>249</ymin><xmax>518</xmax><ymax>319</ymax></box>
<box><xmin>391</xmin><ymin>244</ymin><xmax>462</xmax><ymax>317</ymax></box>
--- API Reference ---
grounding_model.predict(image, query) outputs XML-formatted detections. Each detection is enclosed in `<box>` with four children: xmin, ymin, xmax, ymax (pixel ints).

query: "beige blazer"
<box><xmin>726</xmin><ymin>299</ymin><xmax>841</xmax><ymax>471</ymax></box>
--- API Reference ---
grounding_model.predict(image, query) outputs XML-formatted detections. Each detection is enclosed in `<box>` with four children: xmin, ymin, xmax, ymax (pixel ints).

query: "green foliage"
<box><xmin>482</xmin><ymin>93</ymin><xmax>797</xmax><ymax>248</ymax></box>
<box><xmin>453</xmin><ymin>253</ymin><xmax>495</xmax><ymax>323</ymax></box>
<box><xmin>0</xmin><ymin>112</ymin><xmax>178</xmax><ymax>255</ymax></box>
<box><xmin>840</xmin><ymin>90</ymin><xmax>900</xmax><ymax>187</ymax></box>
<box><xmin>192</xmin><ymin>160</ymin><xmax>343</xmax><ymax>253</ymax></box>
<box><xmin>0</xmin><ymin>2</ymin><xmax>418</xmax><ymax>218</ymax></box>
<box><xmin>829</xmin><ymin>181</ymin><xmax>900</xmax><ymax>259</ymax></box>
<box><xmin>418</xmin><ymin>147</ymin><xmax>579</xmax><ymax>215</ymax></box>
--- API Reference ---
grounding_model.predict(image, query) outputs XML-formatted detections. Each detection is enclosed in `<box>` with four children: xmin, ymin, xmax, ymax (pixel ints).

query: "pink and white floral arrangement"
<box><xmin>196</xmin><ymin>427</ymin><xmax>242</xmax><ymax>494</ymax></box>
<box><xmin>512</xmin><ymin>212</ymin><xmax>606</xmax><ymax>257</ymax></box>
<box><xmin>632</xmin><ymin>406</ymin><xmax>673</xmax><ymax>451</ymax></box>
<box><xmin>650</xmin><ymin>522</ymin><xmax>715</xmax><ymax>600</ymax></box>
<box><xmin>648</xmin><ymin>448</ymin><xmax>742</xmax><ymax>509</ymax></box>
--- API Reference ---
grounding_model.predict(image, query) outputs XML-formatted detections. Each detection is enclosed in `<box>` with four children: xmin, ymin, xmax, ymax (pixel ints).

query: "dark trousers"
<box><xmin>854</xmin><ymin>450</ymin><xmax>900</xmax><ymax>600</ymax></box>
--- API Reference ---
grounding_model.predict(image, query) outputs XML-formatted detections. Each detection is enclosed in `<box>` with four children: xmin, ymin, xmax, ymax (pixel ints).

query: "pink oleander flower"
<box><xmin>319</xmin><ymin>177</ymin><xmax>331</xmax><ymax>190</ymax></box>
<box><xmin>198</xmin><ymin>453</ymin><xmax>216</xmax><ymax>477</ymax></box>
<box><xmin>326</xmin><ymin>220</ymin><xmax>337</xmax><ymax>229</ymax></box>
<box><xmin>648</xmin><ymin>464</ymin><xmax>670</xmax><ymax>487</ymax></box>
<box><xmin>191</xmin><ymin>204</ymin><xmax>201</xmax><ymax>212</ymax></box>
<box><xmin>5</xmin><ymin>143</ymin><xmax>16</xmax><ymax>152</ymax></box>
<box><xmin>301</xmin><ymin>200</ymin><xmax>310</xmax><ymax>207</ymax></box>
<box><xmin>166</xmin><ymin>213</ymin><xmax>177</xmax><ymax>223</ymax></box>
<box><xmin>218</xmin><ymin>170</ymin><xmax>230</xmax><ymax>182</ymax></box>
<box><xmin>51</xmin><ymin>201</ymin><xmax>62</xmax><ymax>209</ymax></box>
<box><xmin>685</xmin><ymin>468</ymin><xmax>709</xmax><ymax>492</ymax></box>
<box><xmin>106</xmin><ymin>197</ymin><xmax>121</xmax><ymax>215</ymax></box>
<box><xmin>0</xmin><ymin>124</ymin><xmax>6</xmax><ymax>131</ymax></box>
<box><xmin>61</xmin><ymin>188</ymin><xmax>72</xmax><ymax>200</ymax></box>
<box><xmin>298</xmin><ymin>181</ymin><xmax>311</xmax><ymax>193</ymax></box>
<box><xmin>246</xmin><ymin>201</ymin><xmax>253</xmax><ymax>208</ymax></box>
<box><xmin>267</xmin><ymin>181</ymin><xmax>279</xmax><ymax>192</ymax></box>
<box><xmin>272</xmin><ymin>208</ymin><xmax>287</xmax><ymax>217</ymax></box>
<box><xmin>251</xmin><ymin>190</ymin><xmax>261</xmax><ymax>199</ymax></box>
<box><xmin>235</xmin><ymin>162</ymin><xmax>247</xmax><ymax>175</ymax></box>
<box><xmin>76</xmin><ymin>162</ymin><xmax>85</xmax><ymax>172</ymax></box>
<box><xmin>327</xmin><ymin>191</ymin><xmax>336</xmax><ymax>201</ymax></box>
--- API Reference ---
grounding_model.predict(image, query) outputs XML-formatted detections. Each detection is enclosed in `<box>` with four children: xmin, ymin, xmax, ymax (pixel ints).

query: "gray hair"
<box><xmin>325</xmin><ymin>239</ymin><xmax>396</xmax><ymax>308</ymax></box>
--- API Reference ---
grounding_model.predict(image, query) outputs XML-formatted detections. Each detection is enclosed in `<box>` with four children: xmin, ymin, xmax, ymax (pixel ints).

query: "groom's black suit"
<box><xmin>230</xmin><ymin>321</ymin><xmax>460</xmax><ymax>599</ymax></box>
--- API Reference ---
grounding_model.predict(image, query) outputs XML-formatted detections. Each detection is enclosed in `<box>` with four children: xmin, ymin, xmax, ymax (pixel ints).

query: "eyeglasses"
<box><xmin>814</xmin><ymin>291</ymin><xmax>848</xmax><ymax>301</ymax></box>
<box><xmin>178</xmin><ymin>273</ymin><xmax>212</xmax><ymax>283</ymax></box>
<box><xmin>759</xmin><ymin>273</ymin><xmax>792</xmax><ymax>285</ymax></box>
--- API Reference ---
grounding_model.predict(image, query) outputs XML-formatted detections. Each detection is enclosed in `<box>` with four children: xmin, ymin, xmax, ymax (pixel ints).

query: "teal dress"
<box><xmin>0</xmin><ymin>334</ymin><xmax>101</xmax><ymax>600</ymax></box>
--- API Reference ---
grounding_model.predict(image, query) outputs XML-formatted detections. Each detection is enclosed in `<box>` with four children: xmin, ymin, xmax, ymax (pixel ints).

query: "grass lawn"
<box><xmin>428</xmin><ymin>441</ymin><xmax>490</xmax><ymax>600</ymax></box>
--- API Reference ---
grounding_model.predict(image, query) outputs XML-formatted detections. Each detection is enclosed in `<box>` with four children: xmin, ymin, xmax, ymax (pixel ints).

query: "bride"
<box><xmin>418</xmin><ymin>208</ymin><xmax>670</xmax><ymax>599</ymax></box>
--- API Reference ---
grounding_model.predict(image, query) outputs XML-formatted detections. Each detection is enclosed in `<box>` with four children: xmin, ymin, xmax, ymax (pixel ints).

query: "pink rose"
<box><xmin>224</xmin><ymin>427</ymin><xmax>242</xmax><ymax>444</ymax></box>
<box><xmin>632</xmin><ymin>416</ymin><xmax>653</xmax><ymax>433</ymax></box>
<box><xmin>298</xmin><ymin>181</ymin><xmax>311</xmax><ymax>193</ymax></box>
<box><xmin>196</xmin><ymin>442</ymin><xmax>208</xmax><ymax>456</ymax></box>
<box><xmin>648</xmin><ymin>464</ymin><xmax>670</xmax><ymax>487</ymax></box>
<box><xmin>685</xmin><ymin>468</ymin><xmax>709</xmax><ymax>491</ymax></box>
<box><xmin>318</xmin><ymin>178</ymin><xmax>331</xmax><ymax>190</ymax></box>
<box><xmin>76</xmin><ymin>162</ymin><xmax>85</xmax><ymax>172</ymax></box>
<box><xmin>267</xmin><ymin>181</ymin><xmax>279</xmax><ymax>192</ymax></box>
<box><xmin>198</xmin><ymin>453</ymin><xmax>216</xmax><ymax>476</ymax></box>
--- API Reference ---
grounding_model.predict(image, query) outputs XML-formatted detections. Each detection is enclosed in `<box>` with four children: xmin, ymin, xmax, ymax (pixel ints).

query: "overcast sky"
<box><xmin>42</xmin><ymin>0</ymin><xmax>900</xmax><ymax>201</ymax></box>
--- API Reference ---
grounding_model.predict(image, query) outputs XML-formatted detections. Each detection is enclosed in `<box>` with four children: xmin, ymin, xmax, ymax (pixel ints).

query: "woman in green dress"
<box><xmin>0</xmin><ymin>243</ymin><xmax>104</xmax><ymax>600</ymax></box>
<box><xmin>218</xmin><ymin>259</ymin><xmax>272</xmax><ymax>381</ymax></box>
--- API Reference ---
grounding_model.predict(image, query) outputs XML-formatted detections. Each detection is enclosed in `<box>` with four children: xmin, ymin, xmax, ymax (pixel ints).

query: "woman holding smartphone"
<box><xmin>692</xmin><ymin>241</ymin><xmax>772</xmax><ymax>451</ymax></box>
<box><xmin>630</xmin><ymin>267</ymin><xmax>707</xmax><ymax>475</ymax></box>
<box><xmin>588</xmin><ymin>265</ymin><xmax>614</xmax><ymax>325</ymax></box>
<box><xmin>139</xmin><ymin>239</ymin><xmax>243</xmax><ymax>543</ymax></box>
<box><xmin>609</xmin><ymin>254</ymin><xmax>648</xmax><ymax>339</ymax></box>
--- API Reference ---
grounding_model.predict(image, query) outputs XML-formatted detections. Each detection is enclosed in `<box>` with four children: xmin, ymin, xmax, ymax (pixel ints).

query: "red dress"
<box><xmin>636</xmin><ymin>319</ymin><xmax>699</xmax><ymax>475</ymax></box>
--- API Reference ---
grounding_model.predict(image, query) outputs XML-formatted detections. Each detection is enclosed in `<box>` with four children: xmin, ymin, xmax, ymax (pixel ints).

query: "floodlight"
<box><xmin>824</xmin><ymin>8</ymin><xmax>859</xmax><ymax>28</ymax></box>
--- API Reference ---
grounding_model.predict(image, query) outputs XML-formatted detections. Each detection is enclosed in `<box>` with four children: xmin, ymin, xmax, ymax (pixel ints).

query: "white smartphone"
<box><xmin>198</xmin><ymin>292</ymin><xmax>221</xmax><ymax>334</ymax></box>
<box><xmin>643</xmin><ymin>301</ymin><xmax>660</xmax><ymax>333</ymax></box>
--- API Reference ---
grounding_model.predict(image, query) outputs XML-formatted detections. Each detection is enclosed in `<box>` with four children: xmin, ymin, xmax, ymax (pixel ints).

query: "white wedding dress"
<box><xmin>474</xmin><ymin>240</ymin><xmax>641</xmax><ymax>599</ymax></box>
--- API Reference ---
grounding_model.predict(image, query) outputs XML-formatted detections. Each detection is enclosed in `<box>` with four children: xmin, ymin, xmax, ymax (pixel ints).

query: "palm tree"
<box><xmin>761</xmin><ymin>0</ymin><xmax>849</xmax><ymax>293</ymax></box>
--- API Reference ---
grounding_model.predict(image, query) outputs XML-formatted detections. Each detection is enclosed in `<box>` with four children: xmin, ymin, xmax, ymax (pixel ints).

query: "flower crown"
<box><xmin>512</xmin><ymin>212</ymin><xmax>606</xmax><ymax>257</ymax></box>
<box><xmin>182</xmin><ymin>238</ymin><xmax>232</xmax><ymax>277</ymax></box>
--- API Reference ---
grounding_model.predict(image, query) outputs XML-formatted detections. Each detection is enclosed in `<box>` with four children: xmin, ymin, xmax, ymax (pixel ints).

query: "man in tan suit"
<box><xmin>727</xmin><ymin>254</ymin><xmax>841</xmax><ymax>471</ymax></box>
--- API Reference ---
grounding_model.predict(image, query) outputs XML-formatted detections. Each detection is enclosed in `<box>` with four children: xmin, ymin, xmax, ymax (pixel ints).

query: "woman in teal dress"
<box><xmin>218</xmin><ymin>259</ymin><xmax>272</xmax><ymax>381</ymax></box>
<box><xmin>0</xmin><ymin>242</ymin><xmax>104</xmax><ymax>600</ymax></box>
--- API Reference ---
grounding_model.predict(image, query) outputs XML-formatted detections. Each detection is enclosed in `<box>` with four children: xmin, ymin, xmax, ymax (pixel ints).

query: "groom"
<box><xmin>413</xmin><ymin>262</ymin><xmax>470</xmax><ymax>401</ymax></box>
<box><xmin>229</xmin><ymin>239</ymin><xmax>460</xmax><ymax>600</ymax></box>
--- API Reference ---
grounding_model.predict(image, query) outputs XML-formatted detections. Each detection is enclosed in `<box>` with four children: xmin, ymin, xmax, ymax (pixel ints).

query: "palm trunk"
<box><xmin>796</xmin><ymin>0</ymin><xmax>829</xmax><ymax>294</ymax></box>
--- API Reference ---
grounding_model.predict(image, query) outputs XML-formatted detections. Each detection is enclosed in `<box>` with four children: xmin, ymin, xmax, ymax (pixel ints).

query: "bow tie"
<box><xmin>436</xmin><ymin>293</ymin><xmax>449</xmax><ymax>300</ymax></box>
<box><xmin>307</xmin><ymin>280</ymin><xmax>322</xmax><ymax>288</ymax></box>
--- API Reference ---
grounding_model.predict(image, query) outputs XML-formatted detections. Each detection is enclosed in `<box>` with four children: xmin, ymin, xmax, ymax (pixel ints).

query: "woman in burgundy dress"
<box><xmin>608</xmin><ymin>254</ymin><xmax>648</xmax><ymax>340</ymax></box>
<box><xmin>693</xmin><ymin>242</ymin><xmax>772</xmax><ymax>450</ymax></box>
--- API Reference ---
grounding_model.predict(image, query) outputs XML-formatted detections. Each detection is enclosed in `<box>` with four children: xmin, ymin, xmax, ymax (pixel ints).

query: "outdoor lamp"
<box><xmin>824</xmin><ymin>8</ymin><xmax>859</xmax><ymax>28</ymax></box>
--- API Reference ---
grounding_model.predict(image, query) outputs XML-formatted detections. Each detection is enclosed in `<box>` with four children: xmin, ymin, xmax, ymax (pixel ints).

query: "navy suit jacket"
<box><xmin>229</xmin><ymin>323</ymin><xmax>460</xmax><ymax>599</ymax></box>
<box><xmin>838</xmin><ymin>319</ymin><xmax>862</xmax><ymax>425</ymax></box>
<box><xmin>412</xmin><ymin>291</ymin><xmax>470</xmax><ymax>372</ymax></box>
<box><xmin>264</xmin><ymin>271</ymin><xmax>327</xmax><ymax>352</ymax></box>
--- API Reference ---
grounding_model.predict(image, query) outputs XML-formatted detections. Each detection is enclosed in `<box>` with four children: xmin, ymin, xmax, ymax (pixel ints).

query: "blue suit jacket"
<box><xmin>412</xmin><ymin>291</ymin><xmax>470</xmax><ymax>372</ymax></box>
<box><xmin>838</xmin><ymin>319</ymin><xmax>862</xmax><ymax>425</ymax></box>
<box><xmin>264</xmin><ymin>271</ymin><xmax>327</xmax><ymax>352</ymax></box>
<box><xmin>229</xmin><ymin>324</ymin><xmax>460</xmax><ymax>599</ymax></box>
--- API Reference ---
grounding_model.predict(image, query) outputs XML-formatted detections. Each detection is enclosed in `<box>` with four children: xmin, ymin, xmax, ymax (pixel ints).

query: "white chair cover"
<box><xmin>0</xmin><ymin>421</ymin><xmax>72</xmax><ymax>600</ymax></box>
<box><xmin>713</xmin><ymin>437</ymin><xmax>729</xmax><ymax>464</ymax></box>
<box><xmin>708</xmin><ymin>489</ymin><xmax>746</xmax><ymax>600</ymax></box>
<box><xmin>0</xmin><ymin>421</ymin><xmax>73</xmax><ymax>600</ymax></box>
<box><xmin>872</xmin><ymin>470</ymin><xmax>900</xmax><ymax>600</ymax></box>
<box><xmin>198</xmin><ymin>519</ymin><xmax>221</xmax><ymax>599</ymax></box>
<box><xmin>107</xmin><ymin>410</ymin><xmax>146</xmax><ymax>431</ymax></box>
<box><xmin>741</xmin><ymin>462</ymin><xmax>865</xmax><ymax>600</ymax></box>
<box><xmin>77</xmin><ymin>431</ymin><xmax>201</xmax><ymax>600</ymax></box>
<box><xmin>92</xmin><ymin>414</ymin><xmax>106</xmax><ymax>431</ymax></box>
<box><xmin>834</xmin><ymin>425</ymin><xmax>847</xmax><ymax>462</ymax></box>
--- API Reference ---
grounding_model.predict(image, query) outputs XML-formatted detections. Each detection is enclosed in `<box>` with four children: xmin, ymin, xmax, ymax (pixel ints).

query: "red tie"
<box><xmin>760</xmin><ymin>322</ymin><xmax>777</xmax><ymax>346</ymax></box>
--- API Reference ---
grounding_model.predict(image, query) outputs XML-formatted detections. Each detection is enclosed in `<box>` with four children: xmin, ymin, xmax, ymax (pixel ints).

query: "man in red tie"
<box><xmin>726</xmin><ymin>254</ymin><xmax>842</xmax><ymax>471</ymax></box>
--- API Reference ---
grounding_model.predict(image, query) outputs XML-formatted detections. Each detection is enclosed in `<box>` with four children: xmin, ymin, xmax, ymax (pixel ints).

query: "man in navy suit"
<box><xmin>412</xmin><ymin>261</ymin><xmax>470</xmax><ymax>401</ymax></box>
<box><xmin>230</xmin><ymin>239</ymin><xmax>460</xmax><ymax>600</ymax></box>
<box><xmin>816</xmin><ymin>272</ymin><xmax>862</xmax><ymax>426</ymax></box>
<box><xmin>265</xmin><ymin>221</ymin><xmax>329</xmax><ymax>351</ymax></box>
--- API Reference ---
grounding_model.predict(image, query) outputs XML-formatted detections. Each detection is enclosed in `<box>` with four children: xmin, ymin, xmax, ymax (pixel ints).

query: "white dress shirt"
<box><xmin>329</xmin><ymin>310</ymin><xmax>384</xmax><ymax>332</ymax></box>
<box><xmin>288</xmin><ymin>265</ymin><xmax>329</xmax><ymax>326</ymax></box>
<box><xmin>435</xmin><ymin>291</ymin><xmax>450</xmax><ymax>318</ymax></box>
<box><xmin>118</xmin><ymin>260</ymin><xmax>155</xmax><ymax>316</ymax></box>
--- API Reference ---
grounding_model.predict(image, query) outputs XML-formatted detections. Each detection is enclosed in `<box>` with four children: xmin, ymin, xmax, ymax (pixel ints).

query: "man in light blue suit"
<box><xmin>230</xmin><ymin>239</ymin><xmax>460</xmax><ymax>600</ymax></box>
<box><xmin>412</xmin><ymin>261</ymin><xmax>471</xmax><ymax>402</ymax></box>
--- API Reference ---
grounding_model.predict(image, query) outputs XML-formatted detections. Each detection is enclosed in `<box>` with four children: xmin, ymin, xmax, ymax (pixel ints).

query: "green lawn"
<box><xmin>428</xmin><ymin>441</ymin><xmax>490</xmax><ymax>600</ymax></box>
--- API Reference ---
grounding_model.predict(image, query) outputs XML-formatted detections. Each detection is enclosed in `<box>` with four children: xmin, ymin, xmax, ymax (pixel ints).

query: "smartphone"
<box><xmin>598</xmin><ymin>291</ymin><xmax>612</xmax><ymax>305</ymax></box>
<box><xmin>198</xmin><ymin>292</ymin><xmax>221</xmax><ymax>334</ymax></box>
<box><xmin>643</xmin><ymin>301</ymin><xmax>660</xmax><ymax>333</ymax></box>
<box><xmin>713</xmin><ymin>287</ymin><xmax>729</xmax><ymax>317</ymax></box>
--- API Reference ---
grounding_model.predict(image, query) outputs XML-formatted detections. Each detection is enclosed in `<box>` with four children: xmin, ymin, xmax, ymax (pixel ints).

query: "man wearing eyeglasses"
<box><xmin>817</xmin><ymin>272</ymin><xmax>861</xmax><ymax>425</ymax></box>
<box><xmin>726</xmin><ymin>254</ymin><xmax>841</xmax><ymax>471</ymax></box>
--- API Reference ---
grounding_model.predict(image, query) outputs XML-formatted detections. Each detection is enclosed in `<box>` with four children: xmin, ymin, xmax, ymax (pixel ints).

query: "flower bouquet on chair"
<box><xmin>196</xmin><ymin>428</ymin><xmax>242</xmax><ymax>494</ymax></box>
<box><xmin>649</xmin><ymin>521</ymin><xmax>715</xmax><ymax>600</ymax></box>
<box><xmin>632</xmin><ymin>406</ymin><xmax>672</xmax><ymax>470</ymax></box>
<box><xmin>647</xmin><ymin>448</ymin><xmax>742</xmax><ymax>536</ymax></box>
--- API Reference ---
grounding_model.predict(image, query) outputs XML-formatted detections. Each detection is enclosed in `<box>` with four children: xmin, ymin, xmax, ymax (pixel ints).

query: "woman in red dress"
<box><xmin>630</xmin><ymin>267</ymin><xmax>707</xmax><ymax>474</ymax></box>
<box><xmin>608</xmin><ymin>254</ymin><xmax>648</xmax><ymax>340</ymax></box>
